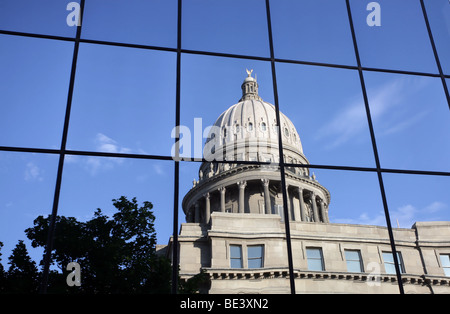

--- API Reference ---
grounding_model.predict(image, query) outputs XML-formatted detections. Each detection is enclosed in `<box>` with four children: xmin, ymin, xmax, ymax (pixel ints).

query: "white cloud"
<box><xmin>423</xmin><ymin>201</ymin><xmax>447</xmax><ymax>214</ymax></box>
<box><xmin>94</xmin><ymin>133</ymin><xmax>132</xmax><ymax>154</ymax></box>
<box><xmin>24</xmin><ymin>162</ymin><xmax>44</xmax><ymax>182</ymax></box>
<box><xmin>335</xmin><ymin>201</ymin><xmax>448</xmax><ymax>228</ymax></box>
<box><xmin>315</xmin><ymin>76</ymin><xmax>429</xmax><ymax>149</ymax></box>
<box><xmin>153</xmin><ymin>164</ymin><xmax>165</xmax><ymax>176</ymax></box>
<box><xmin>333</xmin><ymin>211</ymin><xmax>386</xmax><ymax>226</ymax></box>
<box><xmin>67</xmin><ymin>133</ymin><xmax>132</xmax><ymax>175</ymax></box>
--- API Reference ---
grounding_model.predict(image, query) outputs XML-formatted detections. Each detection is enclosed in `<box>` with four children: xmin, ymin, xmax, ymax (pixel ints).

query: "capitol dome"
<box><xmin>203</xmin><ymin>70</ymin><xmax>308</xmax><ymax>165</ymax></box>
<box><xmin>183</xmin><ymin>70</ymin><xmax>330</xmax><ymax>226</ymax></box>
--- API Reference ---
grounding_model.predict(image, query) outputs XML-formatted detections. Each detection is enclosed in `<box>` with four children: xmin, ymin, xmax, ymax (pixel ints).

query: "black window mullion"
<box><xmin>265</xmin><ymin>0</ymin><xmax>296</xmax><ymax>295</ymax></box>
<box><xmin>171</xmin><ymin>0</ymin><xmax>183</xmax><ymax>295</ymax></box>
<box><xmin>39</xmin><ymin>0</ymin><xmax>85</xmax><ymax>294</ymax></box>
<box><xmin>419</xmin><ymin>0</ymin><xmax>450</xmax><ymax>111</ymax></box>
<box><xmin>345</xmin><ymin>0</ymin><xmax>404</xmax><ymax>294</ymax></box>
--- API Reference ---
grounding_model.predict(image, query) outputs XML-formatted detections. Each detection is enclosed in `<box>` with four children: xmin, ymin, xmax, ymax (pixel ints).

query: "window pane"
<box><xmin>424</xmin><ymin>0</ymin><xmax>450</xmax><ymax>75</ymax></box>
<box><xmin>364</xmin><ymin>72</ymin><xmax>450</xmax><ymax>172</ymax></box>
<box><xmin>307</xmin><ymin>248</ymin><xmax>324</xmax><ymax>271</ymax></box>
<box><xmin>345</xmin><ymin>250</ymin><xmax>360</xmax><ymax>261</ymax></box>
<box><xmin>82</xmin><ymin>0</ymin><xmax>177</xmax><ymax>48</ymax></box>
<box><xmin>0</xmin><ymin>35</ymin><xmax>73</xmax><ymax>149</ymax></box>
<box><xmin>345</xmin><ymin>250</ymin><xmax>362</xmax><ymax>272</ymax></box>
<box><xmin>306</xmin><ymin>248</ymin><xmax>322</xmax><ymax>259</ymax></box>
<box><xmin>444</xmin><ymin>268</ymin><xmax>450</xmax><ymax>277</ymax></box>
<box><xmin>440</xmin><ymin>255</ymin><xmax>450</xmax><ymax>268</ymax></box>
<box><xmin>180</xmin><ymin>54</ymin><xmax>273</xmax><ymax>161</ymax></box>
<box><xmin>347</xmin><ymin>261</ymin><xmax>362</xmax><ymax>273</ymax></box>
<box><xmin>230</xmin><ymin>245</ymin><xmax>242</xmax><ymax>259</ymax></box>
<box><xmin>307</xmin><ymin>259</ymin><xmax>324</xmax><ymax>272</ymax></box>
<box><xmin>0</xmin><ymin>0</ymin><xmax>78</xmax><ymax>37</ymax></box>
<box><xmin>383</xmin><ymin>252</ymin><xmax>404</xmax><ymax>274</ymax></box>
<box><xmin>230</xmin><ymin>245</ymin><xmax>242</xmax><ymax>268</ymax></box>
<box><xmin>248</xmin><ymin>258</ymin><xmax>262</xmax><ymax>269</ymax></box>
<box><xmin>383</xmin><ymin>173</ymin><xmax>450</xmax><ymax>229</ymax></box>
<box><xmin>270</xmin><ymin>0</ymin><xmax>356</xmax><ymax>66</ymax></box>
<box><xmin>349</xmin><ymin>0</ymin><xmax>438</xmax><ymax>73</ymax></box>
<box><xmin>248</xmin><ymin>245</ymin><xmax>264</xmax><ymax>268</ymax></box>
<box><xmin>67</xmin><ymin>44</ymin><xmax>176</xmax><ymax>157</ymax></box>
<box><xmin>307</xmin><ymin>169</ymin><xmax>384</xmax><ymax>227</ymax></box>
<box><xmin>231</xmin><ymin>259</ymin><xmax>243</xmax><ymax>269</ymax></box>
<box><xmin>382</xmin><ymin>252</ymin><xmax>394</xmax><ymax>263</ymax></box>
<box><xmin>0</xmin><ymin>151</ymin><xmax>59</xmax><ymax>280</ymax></box>
<box><xmin>276</xmin><ymin>63</ymin><xmax>376</xmax><ymax>168</ymax></box>
<box><xmin>182</xmin><ymin>0</ymin><xmax>269</xmax><ymax>57</ymax></box>
<box><xmin>248</xmin><ymin>245</ymin><xmax>263</xmax><ymax>259</ymax></box>
<box><xmin>384</xmin><ymin>263</ymin><xmax>397</xmax><ymax>275</ymax></box>
<box><xmin>58</xmin><ymin>156</ymin><xmax>175</xmax><ymax>250</ymax></box>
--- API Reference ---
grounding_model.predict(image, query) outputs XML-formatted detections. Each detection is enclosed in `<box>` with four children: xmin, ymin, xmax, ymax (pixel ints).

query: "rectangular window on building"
<box><xmin>382</xmin><ymin>252</ymin><xmax>405</xmax><ymax>274</ymax></box>
<box><xmin>248</xmin><ymin>245</ymin><xmax>264</xmax><ymax>268</ymax></box>
<box><xmin>345</xmin><ymin>250</ymin><xmax>363</xmax><ymax>273</ymax></box>
<box><xmin>440</xmin><ymin>254</ymin><xmax>450</xmax><ymax>277</ymax></box>
<box><xmin>306</xmin><ymin>248</ymin><xmax>324</xmax><ymax>271</ymax></box>
<box><xmin>230</xmin><ymin>245</ymin><xmax>243</xmax><ymax>268</ymax></box>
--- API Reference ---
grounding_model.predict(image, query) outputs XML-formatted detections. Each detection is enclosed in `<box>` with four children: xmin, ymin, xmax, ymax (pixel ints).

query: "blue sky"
<box><xmin>0</xmin><ymin>0</ymin><xmax>449</xmax><ymax>269</ymax></box>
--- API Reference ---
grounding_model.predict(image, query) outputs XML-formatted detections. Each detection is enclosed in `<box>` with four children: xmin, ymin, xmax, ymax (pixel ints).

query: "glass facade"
<box><xmin>0</xmin><ymin>0</ymin><xmax>449</xmax><ymax>294</ymax></box>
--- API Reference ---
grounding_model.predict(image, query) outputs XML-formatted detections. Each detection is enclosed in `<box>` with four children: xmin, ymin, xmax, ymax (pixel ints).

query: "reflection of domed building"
<box><xmin>164</xmin><ymin>72</ymin><xmax>450</xmax><ymax>294</ymax></box>
<box><xmin>183</xmin><ymin>69</ymin><xmax>330</xmax><ymax>226</ymax></box>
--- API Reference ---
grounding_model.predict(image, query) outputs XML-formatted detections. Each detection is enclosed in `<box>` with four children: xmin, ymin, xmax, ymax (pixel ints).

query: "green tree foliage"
<box><xmin>5</xmin><ymin>240</ymin><xmax>40</xmax><ymax>293</ymax></box>
<box><xmin>0</xmin><ymin>196</ymin><xmax>207</xmax><ymax>293</ymax></box>
<box><xmin>23</xmin><ymin>196</ymin><xmax>171</xmax><ymax>293</ymax></box>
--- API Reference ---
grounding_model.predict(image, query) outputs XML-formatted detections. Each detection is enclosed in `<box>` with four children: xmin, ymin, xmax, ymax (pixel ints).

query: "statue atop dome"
<box><xmin>240</xmin><ymin>69</ymin><xmax>261</xmax><ymax>101</ymax></box>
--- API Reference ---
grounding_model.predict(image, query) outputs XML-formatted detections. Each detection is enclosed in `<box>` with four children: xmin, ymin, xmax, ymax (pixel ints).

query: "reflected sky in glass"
<box><xmin>0</xmin><ymin>35</ymin><xmax>73</xmax><ymax>149</ymax></box>
<box><xmin>350</xmin><ymin>0</ymin><xmax>438</xmax><ymax>73</ymax></box>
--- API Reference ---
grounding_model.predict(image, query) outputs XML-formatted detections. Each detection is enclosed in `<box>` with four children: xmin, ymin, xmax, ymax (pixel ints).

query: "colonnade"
<box><xmin>188</xmin><ymin>178</ymin><xmax>329</xmax><ymax>225</ymax></box>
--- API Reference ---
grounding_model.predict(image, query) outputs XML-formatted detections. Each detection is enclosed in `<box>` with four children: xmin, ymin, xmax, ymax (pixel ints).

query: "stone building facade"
<box><xmin>165</xmin><ymin>72</ymin><xmax>450</xmax><ymax>294</ymax></box>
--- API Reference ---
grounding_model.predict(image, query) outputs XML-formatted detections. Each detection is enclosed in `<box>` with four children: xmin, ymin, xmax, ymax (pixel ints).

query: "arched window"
<box><xmin>261</xmin><ymin>122</ymin><xmax>267</xmax><ymax>131</ymax></box>
<box><xmin>248</xmin><ymin>122</ymin><xmax>253</xmax><ymax>131</ymax></box>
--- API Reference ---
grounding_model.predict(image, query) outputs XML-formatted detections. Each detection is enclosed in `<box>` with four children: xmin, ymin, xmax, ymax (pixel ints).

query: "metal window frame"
<box><xmin>306</xmin><ymin>247</ymin><xmax>325</xmax><ymax>272</ymax></box>
<box><xmin>344</xmin><ymin>249</ymin><xmax>364</xmax><ymax>273</ymax></box>
<box><xmin>0</xmin><ymin>0</ymin><xmax>448</xmax><ymax>294</ymax></box>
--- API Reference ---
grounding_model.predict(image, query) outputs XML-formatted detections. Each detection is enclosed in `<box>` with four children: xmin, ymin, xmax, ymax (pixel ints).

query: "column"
<box><xmin>318</xmin><ymin>198</ymin><xmax>324</xmax><ymax>223</ymax></box>
<box><xmin>218</xmin><ymin>187</ymin><xmax>226</xmax><ymax>212</ymax></box>
<box><xmin>285</xmin><ymin>186</ymin><xmax>292</xmax><ymax>221</ymax></box>
<box><xmin>237</xmin><ymin>181</ymin><xmax>247</xmax><ymax>213</ymax></box>
<box><xmin>261</xmin><ymin>179</ymin><xmax>271</xmax><ymax>214</ymax></box>
<box><xmin>319</xmin><ymin>199</ymin><xmax>329</xmax><ymax>223</ymax></box>
<box><xmin>311</xmin><ymin>192</ymin><xmax>319</xmax><ymax>222</ymax></box>
<box><xmin>297</xmin><ymin>187</ymin><xmax>306</xmax><ymax>222</ymax></box>
<box><xmin>205</xmin><ymin>192</ymin><xmax>210</xmax><ymax>224</ymax></box>
<box><xmin>293</xmin><ymin>187</ymin><xmax>302</xmax><ymax>221</ymax></box>
<box><xmin>194</xmin><ymin>201</ymin><xmax>200</xmax><ymax>223</ymax></box>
